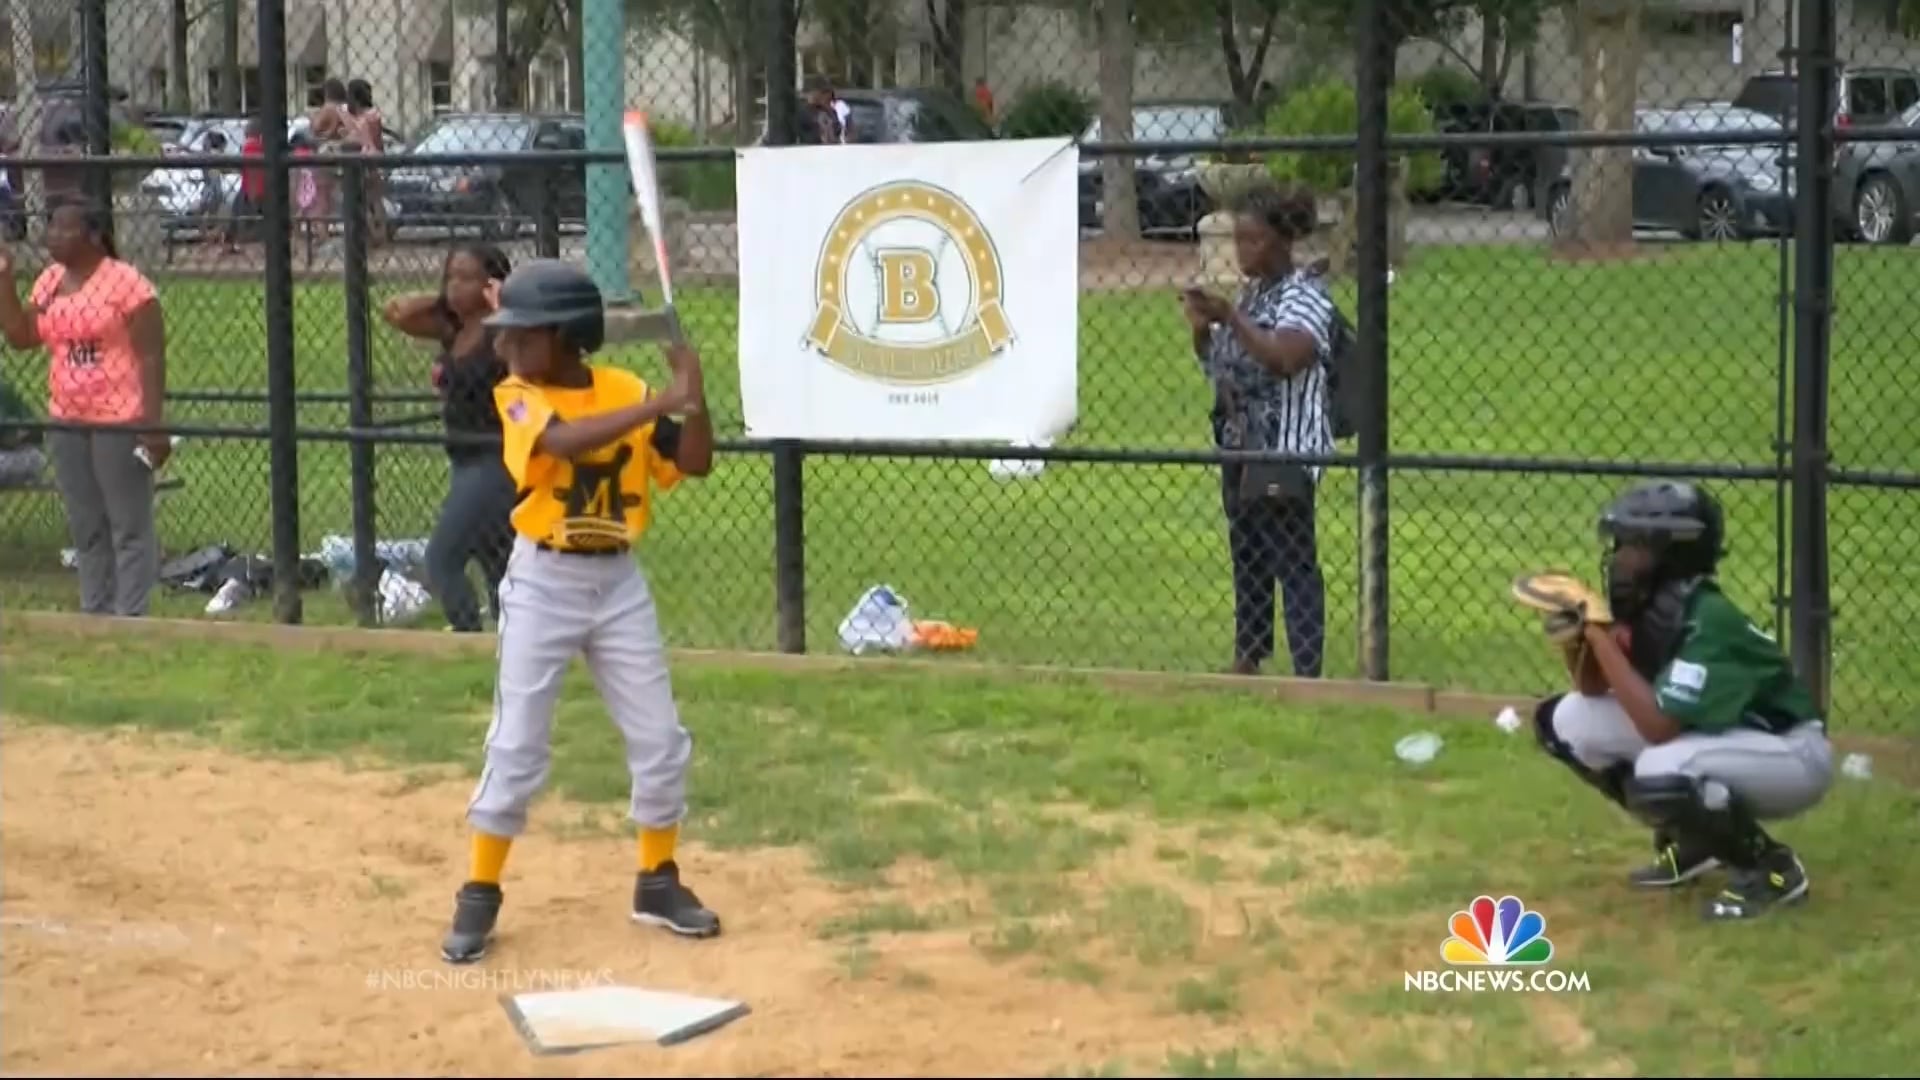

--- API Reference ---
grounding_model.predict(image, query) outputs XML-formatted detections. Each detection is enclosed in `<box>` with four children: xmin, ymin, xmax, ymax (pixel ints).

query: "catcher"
<box><xmin>1517</xmin><ymin>480</ymin><xmax>1834</xmax><ymax>921</ymax></box>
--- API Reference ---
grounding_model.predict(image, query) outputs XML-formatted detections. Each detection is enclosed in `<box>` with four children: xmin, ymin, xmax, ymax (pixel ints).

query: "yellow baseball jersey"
<box><xmin>494</xmin><ymin>366</ymin><xmax>684</xmax><ymax>551</ymax></box>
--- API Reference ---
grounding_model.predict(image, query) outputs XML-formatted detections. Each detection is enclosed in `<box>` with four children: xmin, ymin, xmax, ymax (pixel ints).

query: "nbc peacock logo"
<box><xmin>1444</xmin><ymin>894</ymin><xmax>1553</xmax><ymax>965</ymax></box>
<box><xmin>1403</xmin><ymin>894</ymin><xmax>1590</xmax><ymax>993</ymax></box>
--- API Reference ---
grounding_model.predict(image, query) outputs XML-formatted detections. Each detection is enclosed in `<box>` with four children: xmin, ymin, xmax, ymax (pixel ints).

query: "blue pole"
<box><xmin>583</xmin><ymin>0</ymin><xmax>632</xmax><ymax>305</ymax></box>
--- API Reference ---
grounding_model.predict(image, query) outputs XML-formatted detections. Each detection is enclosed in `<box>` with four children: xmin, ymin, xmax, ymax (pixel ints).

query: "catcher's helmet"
<box><xmin>483</xmin><ymin>259</ymin><xmax>606</xmax><ymax>355</ymax></box>
<box><xmin>1597</xmin><ymin>479</ymin><xmax>1726</xmax><ymax>579</ymax></box>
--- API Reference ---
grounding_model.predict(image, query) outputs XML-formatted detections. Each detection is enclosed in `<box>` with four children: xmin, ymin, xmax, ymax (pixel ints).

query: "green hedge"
<box><xmin>1000</xmin><ymin>80</ymin><xmax>1093</xmax><ymax>140</ymax></box>
<box><xmin>647</xmin><ymin>120</ymin><xmax>737</xmax><ymax>213</ymax></box>
<box><xmin>1261</xmin><ymin>78</ymin><xmax>1445</xmax><ymax>197</ymax></box>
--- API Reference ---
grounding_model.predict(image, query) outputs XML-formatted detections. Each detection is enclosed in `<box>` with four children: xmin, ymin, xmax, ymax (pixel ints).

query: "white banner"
<box><xmin>735</xmin><ymin>137</ymin><xmax>1080</xmax><ymax>443</ymax></box>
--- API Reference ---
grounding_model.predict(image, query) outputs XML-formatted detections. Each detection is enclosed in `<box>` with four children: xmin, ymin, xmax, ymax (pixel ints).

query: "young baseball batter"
<box><xmin>439</xmin><ymin>258</ymin><xmax>717</xmax><ymax>965</ymax></box>
<box><xmin>1531</xmin><ymin>480</ymin><xmax>1834</xmax><ymax>921</ymax></box>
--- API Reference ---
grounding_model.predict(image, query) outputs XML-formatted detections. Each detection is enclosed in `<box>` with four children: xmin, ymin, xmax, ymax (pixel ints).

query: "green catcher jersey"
<box><xmin>1651</xmin><ymin>581</ymin><xmax>1821</xmax><ymax>735</ymax></box>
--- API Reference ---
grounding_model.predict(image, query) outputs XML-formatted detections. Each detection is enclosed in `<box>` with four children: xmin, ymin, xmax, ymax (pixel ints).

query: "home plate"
<box><xmin>500</xmin><ymin>985</ymin><xmax>750</xmax><ymax>1055</ymax></box>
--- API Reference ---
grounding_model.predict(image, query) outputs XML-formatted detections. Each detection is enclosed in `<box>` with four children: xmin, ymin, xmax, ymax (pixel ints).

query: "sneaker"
<box><xmin>632</xmin><ymin>861</ymin><xmax>722</xmax><ymax>938</ymax></box>
<box><xmin>1629</xmin><ymin>837</ymin><xmax>1720</xmax><ymax>889</ymax></box>
<box><xmin>440</xmin><ymin>881</ymin><xmax>503</xmax><ymax>964</ymax></box>
<box><xmin>1702</xmin><ymin>849</ymin><xmax>1809</xmax><ymax>921</ymax></box>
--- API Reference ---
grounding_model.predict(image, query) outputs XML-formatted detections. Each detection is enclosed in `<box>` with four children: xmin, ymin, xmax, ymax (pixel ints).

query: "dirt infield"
<box><xmin>0</xmin><ymin>722</ymin><xmax>1397</xmax><ymax>1077</ymax></box>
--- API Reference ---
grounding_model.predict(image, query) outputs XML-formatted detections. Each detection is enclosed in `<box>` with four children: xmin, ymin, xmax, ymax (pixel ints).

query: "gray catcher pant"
<box><xmin>1549</xmin><ymin>692</ymin><xmax>1833</xmax><ymax>820</ymax></box>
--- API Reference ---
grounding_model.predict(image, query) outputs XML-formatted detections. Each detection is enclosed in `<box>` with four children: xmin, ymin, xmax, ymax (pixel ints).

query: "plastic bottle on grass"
<box><xmin>1395</xmin><ymin>732</ymin><xmax>1443</xmax><ymax>765</ymax></box>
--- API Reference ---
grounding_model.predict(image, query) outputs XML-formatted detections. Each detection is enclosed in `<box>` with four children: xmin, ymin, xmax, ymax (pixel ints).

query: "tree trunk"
<box><xmin>1213</xmin><ymin>0</ymin><xmax>1279</xmax><ymax>124</ymax></box>
<box><xmin>218</xmin><ymin>0</ymin><xmax>240</xmax><ymax>113</ymax></box>
<box><xmin>930</xmin><ymin>0</ymin><xmax>964</xmax><ymax>100</ymax></box>
<box><xmin>731</xmin><ymin>45</ymin><xmax>757</xmax><ymax>141</ymax></box>
<box><xmin>495</xmin><ymin>0</ymin><xmax>519</xmax><ymax>109</ymax></box>
<box><xmin>169</xmin><ymin>0</ymin><xmax>192</xmax><ymax>112</ymax></box>
<box><xmin>1478</xmin><ymin>3</ymin><xmax>1502</xmax><ymax>98</ymax></box>
<box><xmin>842</xmin><ymin>0</ymin><xmax>873</xmax><ymax>85</ymax></box>
<box><xmin>1097</xmin><ymin>0</ymin><xmax>1138</xmax><ymax>240</ymax></box>
<box><xmin>565</xmin><ymin>0</ymin><xmax>586</xmax><ymax>111</ymax></box>
<box><xmin>1566</xmin><ymin>0</ymin><xmax>1641</xmax><ymax>254</ymax></box>
<box><xmin>9</xmin><ymin>0</ymin><xmax>42</xmax><ymax>236</ymax></box>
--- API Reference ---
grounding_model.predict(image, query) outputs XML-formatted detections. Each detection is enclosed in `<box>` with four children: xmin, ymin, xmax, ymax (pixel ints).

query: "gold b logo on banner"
<box><xmin>805</xmin><ymin>181</ymin><xmax>1015</xmax><ymax>384</ymax></box>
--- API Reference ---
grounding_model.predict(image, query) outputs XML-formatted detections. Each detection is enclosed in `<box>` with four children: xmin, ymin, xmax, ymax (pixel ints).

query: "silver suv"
<box><xmin>1733</xmin><ymin>65</ymin><xmax>1920</xmax><ymax>130</ymax></box>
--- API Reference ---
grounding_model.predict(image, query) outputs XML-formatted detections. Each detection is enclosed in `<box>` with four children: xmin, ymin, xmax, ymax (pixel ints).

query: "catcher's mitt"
<box><xmin>1511</xmin><ymin>572</ymin><xmax>1614</xmax><ymax>646</ymax></box>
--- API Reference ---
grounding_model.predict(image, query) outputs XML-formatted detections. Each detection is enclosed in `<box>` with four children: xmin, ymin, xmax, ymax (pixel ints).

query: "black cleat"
<box><xmin>1702</xmin><ymin>848</ymin><xmax>1809</xmax><ymax>921</ymax></box>
<box><xmin>440</xmin><ymin>881</ymin><xmax>503</xmax><ymax>964</ymax></box>
<box><xmin>632</xmin><ymin>861</ymin><xmax>721</xmax><ymax>938</ymax></box>
<box><xmin>1629</xmin><ymin>836</ymin><xmax>1720</xmax><ymax>889</ymax></box>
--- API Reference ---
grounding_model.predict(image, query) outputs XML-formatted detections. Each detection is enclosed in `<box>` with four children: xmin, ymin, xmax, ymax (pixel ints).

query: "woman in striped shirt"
<box><xmin>1182</xmin><ymin>186</ymin><xmax>1335</xmax><ymax>678</ymax></box>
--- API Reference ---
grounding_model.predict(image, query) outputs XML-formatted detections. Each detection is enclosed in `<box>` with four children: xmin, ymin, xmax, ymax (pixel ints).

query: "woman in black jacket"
<box><xmin>381</xmin><ymin>244</ymin><xmax>516</xmax><ymax>632</ymax></box>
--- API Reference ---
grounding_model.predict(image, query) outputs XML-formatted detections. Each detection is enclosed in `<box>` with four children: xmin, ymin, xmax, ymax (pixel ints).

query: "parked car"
<box><xmin>1733</xmin><ymin>64</ymin><xmax>1920</xmax><ymax>131</ymax></box>
<box><xmin>1541</xmin><ymin>104</ymin><xmax>1793</xmax><ymax>242</ymax></box>
<box><xmin>836</xmin><ymin>88</ymin><xmax>993</xmax><ymax>144</ymax></box>
<box><xmin>1834</xmin><ymin>98</ymin><xmax>1920</xmax><ymax>245</ymax></box>
<box><xmin>1432</xmin><ymin>99</ymin><xmax>1579</xmax><ymax>209</ymax></box>
<box><xmin>143</xmin><ymin>116</ymin><xmax>406</xmax><ymax>243</ymax></box>
<box><xmin>1077</xmin><ymin>99</ymin><xmax>1230</xmax><ymax>239</ymax></box>
<box><xmin>383</xmin><ymin>112</ymin><xmax>590</xmax><ymax>241</ymax></box>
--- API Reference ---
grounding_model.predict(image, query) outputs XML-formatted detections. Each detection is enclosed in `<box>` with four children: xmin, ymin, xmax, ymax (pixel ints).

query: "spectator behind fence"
<box><xmin>1180</xmin><ymin>186</ymin><xmax>1334</xmax><ymax>678</ymax></box>
<box><xmin>231</xmin><ymin>119</ymin><xmax>264</xmax><ymax>246</ymax></box>
<box><xmin>0</xmin><ymin>196</ymin><xmax>169</xmax><ymax>616</ymax></box>
<box><xmin>803</xmin><ymin>76</ymin><xmax>847</xmax><ymax>144</ymax></box>
<box><xmin>381</xmin><ymin>244</ymin><xmax>517</xmax><ymax>632</ymax></box>
<box><xmin>346</xmin><ymin>78</ymin><xmax>389</xmax><ymax>246</ymax></box>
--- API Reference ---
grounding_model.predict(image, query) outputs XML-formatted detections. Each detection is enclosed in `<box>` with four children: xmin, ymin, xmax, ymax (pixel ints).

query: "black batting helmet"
<box><xmin>483</xmin><ymin>259</ymin><xmax>606</xmax><ymax>355</ymax></box>
<box><xmin>1597</xmin><ymin>479</ymin><xmax>1727</xmax><ymax>579</ymax></box>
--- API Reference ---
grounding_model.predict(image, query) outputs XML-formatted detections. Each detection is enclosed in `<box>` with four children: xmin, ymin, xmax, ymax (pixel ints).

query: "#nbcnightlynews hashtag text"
<box><xmin>1404</xmin><ymin>969</ymin><xmax>1592</xmax><ymax>993</ymax></box>
<box><xmin>364</xmin><ymin>967</ymin><xmax>617</xmax><ymax>992</ymax></box>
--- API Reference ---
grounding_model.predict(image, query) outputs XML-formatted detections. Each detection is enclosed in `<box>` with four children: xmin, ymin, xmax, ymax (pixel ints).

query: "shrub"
<box><xmin>647</xmin><ymin>119</ymin><xmax>736</xmax><ymax>212</ymax></box>
<box><xmin>1260</xmin><ymin>78</ymin><xmax>1445</xmax><ymax>197</ymax></box>
<box><xmin>999</xmin><ymin>80</ymin><xmax>1093</xmax><ymax>140</ymax></box>
<box><xmin>1410</xmin><ymin>66</ymin><xmax>1488</xmax><ymax>117</ymax></box>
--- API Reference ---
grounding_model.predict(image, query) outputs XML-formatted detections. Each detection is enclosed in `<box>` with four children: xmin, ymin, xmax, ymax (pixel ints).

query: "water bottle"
<box><xmin>1395</xmin><ymin>732</ymin><xmax>1444</xmax><ymax>765</ymax></box>
<box><xmin>133</xmin><ymin>435</ymin><xmax>184</xmax><ymax>470</ymax></box>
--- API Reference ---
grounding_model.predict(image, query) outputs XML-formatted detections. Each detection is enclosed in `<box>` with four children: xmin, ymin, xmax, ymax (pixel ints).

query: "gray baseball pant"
<box><xmin>1550</xmin><ymin>693</ymin><xmax>1833</xmax><ymax>819</ymax></box>
<box><xmin>46</xmin><ymin>428</ymin><xmax>159</xmax><ymax>617</ymax></box>
<box><xmin>465</xmin><ymin>536</ymin><xmax>692</xmax><ymax>837</ymax></box>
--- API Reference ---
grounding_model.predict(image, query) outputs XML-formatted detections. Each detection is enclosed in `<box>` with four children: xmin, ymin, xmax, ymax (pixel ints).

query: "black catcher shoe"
<box><xmin>632</xmin><ymin>861</ymin><xmax>722</xmax><ymax>938</ymax></box>
<box><xmin>1629</xmin><ymin>832</ymin><xmax>1721</xmax><ymax>889</ymax></box>
<box><xmin>1702</xmin><ymin>847</ymin><xmax>1810</xmax><ymax>921</ymax></box>
<box><xmin>440</xmin><ymin>881</ymin><xmax>503</xmax><ymax>964</ymax></box>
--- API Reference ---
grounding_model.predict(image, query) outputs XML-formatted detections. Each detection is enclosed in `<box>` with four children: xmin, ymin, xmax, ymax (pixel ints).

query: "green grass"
<box><xmin>4</xmin><ymin>242</ymin><xmax>1918</xmax><ymax>728</ymax></box>
<box><xmin>5</xmin><ymin>625</ymin><xmax>1918</xmax><ymax>1075</ymax></box>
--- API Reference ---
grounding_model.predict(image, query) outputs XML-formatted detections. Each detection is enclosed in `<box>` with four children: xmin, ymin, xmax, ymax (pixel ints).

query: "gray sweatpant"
<box><xmin>465</xmin><ymin>536</ymin><xmax>692</xmax><ymax>837</ymax></box>
<box><xmin>1550</xmin><ymin>693</ymin><xmax>1833</xmax><ymax>819</ymax></box>
<box><xmin>46</xmin><ymin>428</ymin><xmax>159</xmax><ymax>617</ymax></box>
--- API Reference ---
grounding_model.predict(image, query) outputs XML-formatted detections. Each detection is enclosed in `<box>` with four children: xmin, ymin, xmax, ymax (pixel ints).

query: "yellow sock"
<box><xmin>470</xmin><ymin>832</ymin><xmax>513</xmax><ymax>884</ymax></box>
<box><xmin>638</xmin><ymin>825</ymin><xmax>679</xmax><ymax>872</ymax></box>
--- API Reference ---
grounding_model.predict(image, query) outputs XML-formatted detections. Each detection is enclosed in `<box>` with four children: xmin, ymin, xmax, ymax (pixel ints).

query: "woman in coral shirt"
<box><xmin>0</xmin><ymin>196</ymin><xmax>169</xmax><ymax>616</ymax></box>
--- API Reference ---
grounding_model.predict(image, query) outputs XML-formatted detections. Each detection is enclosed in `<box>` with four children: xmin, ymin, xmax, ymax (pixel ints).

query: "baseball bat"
<box><xmin>620</xmin><ymin>110</ymin><xmax>684</xmax><ymax>343</ymax></box>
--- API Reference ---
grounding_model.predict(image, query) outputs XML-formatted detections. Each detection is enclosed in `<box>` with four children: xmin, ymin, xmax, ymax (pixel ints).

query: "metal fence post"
<box><xmin>765</xmin><ymin>0</ymin><xmax>807</xmax><ymax>654</ymax></box>
<box><xmin>341</xmin><ymin>161</ymin><xmax>379</xmax><ymax>627</ymax></box>
<box><xmin>1353</xmin><ymin>0</ymin><xmax>1392</xmax><ymax>682</ymax></box>
<box><xmin>1790</xmin><ymin>0</ymin><xmax>1836</xmax><ymax>713</ymax></box>
<box><xmin>258</xmin><ymin>0</ymin><xmax>301</xmax><ymax>624</ymax></box>
<box><xmin>583</xmin><ymin>0</ymin><xmax>632</xmax><ymax>305</ymax></box>
<box><xmin>79</xmin><ymin>0</ymin><xmax>112</xmax><ymax>238</ymax></box>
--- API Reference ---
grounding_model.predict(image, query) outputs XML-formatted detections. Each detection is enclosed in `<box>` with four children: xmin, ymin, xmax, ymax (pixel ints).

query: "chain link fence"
<box><xmin>1</xmin><ymin>0</ymin><xmax>1915</xmax><ymax>729</ymax></box>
